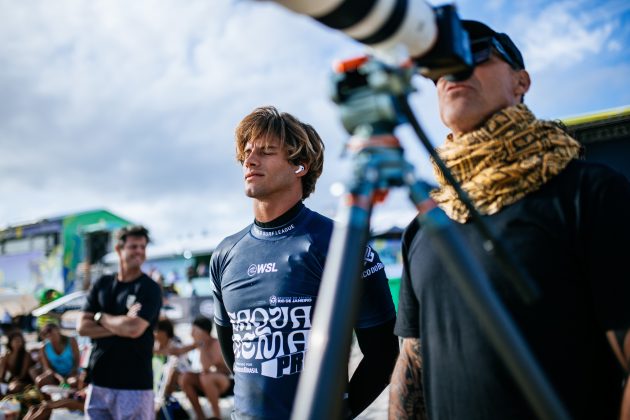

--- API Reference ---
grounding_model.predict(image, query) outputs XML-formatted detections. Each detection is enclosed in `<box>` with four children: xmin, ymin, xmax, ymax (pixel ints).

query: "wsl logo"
<box><xmin>247</xmin><ymin>262</ymin><xmax>279</xmax><ymax>276</ymax></box>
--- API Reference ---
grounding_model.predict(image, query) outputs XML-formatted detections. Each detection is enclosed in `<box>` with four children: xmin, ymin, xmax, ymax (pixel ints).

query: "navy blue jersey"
<box><xmin>211</xmin><ymin>206</ymin><xmax>395</xmax><ymax>419</ymax></box>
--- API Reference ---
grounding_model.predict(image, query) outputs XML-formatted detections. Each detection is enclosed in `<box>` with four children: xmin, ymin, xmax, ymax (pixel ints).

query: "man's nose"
<box><xmin>244</xmin><ymin>153</ymin><xmax>258</xmax><ymax>168</ymax></box>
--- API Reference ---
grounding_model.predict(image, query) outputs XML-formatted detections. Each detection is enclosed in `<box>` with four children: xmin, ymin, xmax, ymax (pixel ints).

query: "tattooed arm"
<box><xmin>388</xmin><ymin>338</ymin><xmax>427</xmax><ymax>420</ymax></box>
<box><xmin>606</xmin><ymin>329</ymin><xmax>630</xmax><ymax>419</ymax></box>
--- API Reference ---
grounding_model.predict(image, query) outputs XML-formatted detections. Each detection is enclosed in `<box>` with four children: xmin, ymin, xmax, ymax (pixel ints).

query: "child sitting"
<box><xmin>179</xmin><ymin>316</ymin><xmax>232</xmax><ymax>420</ymax></box>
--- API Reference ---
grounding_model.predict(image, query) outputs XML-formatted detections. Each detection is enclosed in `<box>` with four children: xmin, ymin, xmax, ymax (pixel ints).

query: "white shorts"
<box><xmin>85</xmin><ymin>384</ymin><xmax>154</xmax><ymax>420</ymax></box>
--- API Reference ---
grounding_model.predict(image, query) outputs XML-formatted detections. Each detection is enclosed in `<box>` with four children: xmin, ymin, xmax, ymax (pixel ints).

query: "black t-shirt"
<box><xmin>83</xmin><ymin>273</ymin><xmax>162</xmax><ymax>389</ymax></box>
<box><xmin>395</xmin><ymin>160</ymin><xmax>630</xmax><ymax>420</ymax></box>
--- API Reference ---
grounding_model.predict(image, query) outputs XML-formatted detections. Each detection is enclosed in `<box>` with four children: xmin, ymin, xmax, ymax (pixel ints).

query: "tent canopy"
<box><xmin>0</xmin><ymin>289</ymin><xmax>39</xmax><ymax>317</ymax></box>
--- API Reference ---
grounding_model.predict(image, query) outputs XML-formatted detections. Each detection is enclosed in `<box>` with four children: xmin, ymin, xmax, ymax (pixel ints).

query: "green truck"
<box><xmin>0</xmin><ymin>209</ymin><xmax>131</xmax><ymax>296</ymax></box>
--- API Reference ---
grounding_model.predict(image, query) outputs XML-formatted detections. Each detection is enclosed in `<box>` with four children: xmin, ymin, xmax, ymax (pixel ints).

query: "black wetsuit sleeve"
<box><xmin>349</xmin><ymin>317</ymin><xmax>399</xmax><ymax>417</ymax></box>
<box><xmin>216</xmin><ymin>323</ymin><xmax>235</xmax><ymax>374</ymax></box>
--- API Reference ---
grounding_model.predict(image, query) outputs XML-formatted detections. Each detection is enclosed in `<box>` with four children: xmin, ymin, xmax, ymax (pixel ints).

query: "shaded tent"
<box><xmin>0</xmin><ymin>288</ymin><xmax>39</xmax><ymax>317</ymax></box>
<box><xmin>31</xmin><ymin>290</ymin><xmax>87</xmax><ymax>317</ymax></box>
<box><xmin>31</xmin><ymin>290</ymin><xmax>88</xmax><ymax>330</ymax></box>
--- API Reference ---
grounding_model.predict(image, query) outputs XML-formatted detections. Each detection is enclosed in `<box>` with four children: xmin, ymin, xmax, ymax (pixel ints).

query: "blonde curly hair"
<box><xmin>235</xmin><ymin>106</ymin><xmax>325</xmax><ymax>200</ymax></box>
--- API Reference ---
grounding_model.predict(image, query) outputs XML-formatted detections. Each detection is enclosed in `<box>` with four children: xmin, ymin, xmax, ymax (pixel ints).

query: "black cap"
<box><xmin>462</xmin><ymin>20</ymin><xmax>525</xmax><ymax>70</ymax></box>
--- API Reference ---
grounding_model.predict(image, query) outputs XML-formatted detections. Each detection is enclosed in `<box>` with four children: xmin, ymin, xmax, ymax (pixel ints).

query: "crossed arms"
<box><xmin>77</xmin><ymin>303</ymin><xmax>149</xmax><ymax>339</ymax></box>
<box><xmin>608</xmin><ymin>329</ymin><xmax>630</xmax><ymax>419</ymax></box>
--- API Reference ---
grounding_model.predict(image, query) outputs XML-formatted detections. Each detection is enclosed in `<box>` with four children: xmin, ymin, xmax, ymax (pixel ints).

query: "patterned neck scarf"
<box><xmin>431</xmin><ymin>104</ymin><xmax>582</xmax><ymax>223</ymax></box>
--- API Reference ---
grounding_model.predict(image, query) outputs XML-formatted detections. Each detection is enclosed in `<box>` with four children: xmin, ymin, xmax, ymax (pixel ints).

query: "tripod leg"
<box><xmin>292</xmin><ymin>194</ymin><xmax>374</xmax><ymax>420</ymax></box>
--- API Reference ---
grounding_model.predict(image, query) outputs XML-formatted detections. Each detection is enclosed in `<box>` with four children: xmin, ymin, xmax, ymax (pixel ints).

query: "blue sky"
<box><xmin>1</xmin><ymin>0</ymin><xmax>629</xmax><ymax>244</ymax></box>
<box><xmin>453</xmin><ymin>0</ymin><xmax>630</xmax><ymax>116</ymax></box>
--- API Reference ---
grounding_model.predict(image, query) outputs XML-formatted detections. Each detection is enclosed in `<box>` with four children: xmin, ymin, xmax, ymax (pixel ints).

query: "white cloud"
<box><xmin>1</xmin><ymin>0</ymin><xmax>627</xmax><ymax>244</ymax></box>
<box><xmin>513</xmin><ymin>2</ymin><xmax>615</xmax><ymax>72</ymax></box>
<box><xmin>1</xmin><ymin>0</ymin><xmax>441</xmax><ymax>241</ymax></box>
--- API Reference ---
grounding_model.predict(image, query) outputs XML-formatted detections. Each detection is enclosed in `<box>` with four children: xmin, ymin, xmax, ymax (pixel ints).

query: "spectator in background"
<box><xmin>0</xmin><ymin>329</ymin><xmax>34</xmax><ymax>395</ymax></box>
<box><xmin>35</xmin><ymin>289</ymin><xmax>62</xmax><ymax>335</ymax></box>
<box><xmin>1</xmin><ymin>310</ymin><xmax>13</xmax><ymax>334</ymax></box>
<box><xmin>153</xmin><ymin>272</ymin><xmax>179</xmax><ymax>299</ymax></box>
<box><xmin>179</xmin><ymin>316</ymin><xmax>232</xmax><ymax>420</ymax></box>
<box><xmin>153</xmin><ymin>317</ymin><xmax>197</xmax><ymax>397</ymax></box>
<box><xmin>34</xmin><ymin>323</ymin><xmax>81</xmax><ymax>390</ymax></box>
<box><xmin>23</xmin><ymin>391</ymin><xmax>86</xmax><ymax>420</ymax></box>
<box><xmin>186</xmin><ymin>266</ymin><xmax>196</xmax><ymax>282</ymax></box>
<box><xmin>196</xmin><ymin>264</ymin><xmax>208</xmax><ymax>278</ymax></box>
<box><xmin>77</xmin><ymin>225</ymin><xmax>162</xmax><ymax>420</ymax></box>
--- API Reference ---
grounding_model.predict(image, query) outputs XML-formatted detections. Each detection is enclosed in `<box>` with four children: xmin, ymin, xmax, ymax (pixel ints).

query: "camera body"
<box><xmin>414</xmin><ymin>4</ymin><xmax>473</xmax><ymax>82</ymax></box>
<box><xmin>331</xmin><ymin>56</ymin><xmax>414</xmax><ymax>136</ymax></box>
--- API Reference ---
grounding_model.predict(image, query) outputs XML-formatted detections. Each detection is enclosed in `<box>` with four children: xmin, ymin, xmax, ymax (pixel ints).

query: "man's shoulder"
<box><xmin>557</xmin><ymin>158</ymin><xmax>622</xmax><ymax>180</ymax></box>
<box><xmin>301</xmin><ymin>207</ymin><xmax>333</xmax><ymax>234</ymax></box>
<box><xmin>548</xmin><ymin>159</ymin><xmax>630</xmax><ymax>197</ymax></box>
<box><xmin>211</xmin><ymin>225</ymin><xmax>254</xmax><ymax>271</ymax></box>
<box><xmin>216</xmin><ymin>224</ymin><xmax>252</xmax><ymax>251</ymax></box>
<box><xmin>138</xmin><ymin>273</ymin><xmax>161</xmax><ymax>290</ymax></box>
<box><xmin>306</xmin><ymin>207</ymin><xmax>333</xmax><ymax>222</ymax></box>
<box><xmin>401</xmin><ymin>216</ymin><xmax>421</xmax><ymax>249</ymax></box>
<box><xmin>92</xmin><ymin>273</ymin><xmax>116</xmax><ymax>289</ymax></box>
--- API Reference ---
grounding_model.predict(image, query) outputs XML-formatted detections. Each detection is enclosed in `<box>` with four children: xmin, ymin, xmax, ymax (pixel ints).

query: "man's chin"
<box><xmin>441</xmin><ymin>107</ymin><xmax>483</xmax><ymax>135</ymax></box>
<box><xmin>128</xmin><ymin>261</ymin><xmax>145</xmax><ymax>270</ymax></box>
<box><xmin>245</xmin><ymin>188</ymin><xmax>263</xmax><ymax>199</ymax></box>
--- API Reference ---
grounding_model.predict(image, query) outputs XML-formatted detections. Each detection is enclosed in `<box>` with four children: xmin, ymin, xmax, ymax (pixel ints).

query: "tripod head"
<box><xmin>331</xmin><ymin>55</ymin><xmax>414</xmax><ymax>138</ymax></box>
<box><xmin>330</xmin><ymin>55</ymin><xmax>420</xmax><ymax>201</ymax></box>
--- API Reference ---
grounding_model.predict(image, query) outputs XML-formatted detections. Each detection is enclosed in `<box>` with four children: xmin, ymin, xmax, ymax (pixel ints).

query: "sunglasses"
<box><xmin>471</xmin><ymin>37</ymin><xmax>521</xmax><ymax>69</ymax></box>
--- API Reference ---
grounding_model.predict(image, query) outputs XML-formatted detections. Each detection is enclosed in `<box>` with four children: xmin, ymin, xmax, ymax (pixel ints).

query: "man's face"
<box><xmin>191</xmin><ymin>325</ymin><xmax>209</xmax><ymax>342</ymax></box>
<box><xmin>154</xmin><ymin>330</ymin><xmax>168</xmax><ymax>346</ymax></box>
<box><xmin>117</xmin><ymin>235</ymin><xmax>147</xmax><ymax>270</ymax></box>
<box><xmin>437</xmin><ymin>53</ymin><xmax>528</xmax><ymax>136</ymax></box>
<box><xmin>242</xmin><ymin>137</ymin><xmax>298</xmax><ymax>200</ymax></box>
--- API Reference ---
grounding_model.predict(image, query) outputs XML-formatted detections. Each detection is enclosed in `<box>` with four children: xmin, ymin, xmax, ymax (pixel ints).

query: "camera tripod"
<box><xmin>291</xmin><ymin>56</ymin><xmax>571</xmax><ymax>420</ymax></box>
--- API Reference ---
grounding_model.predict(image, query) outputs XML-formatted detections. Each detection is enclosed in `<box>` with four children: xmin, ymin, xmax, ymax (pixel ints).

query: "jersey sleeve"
<box><xmin>355</xmin><ymin>245</ymin><xmax>396</xmax><ymax>329</ymax></box>
<box><xmin>210</xmin><ymin>249</ymin><xmax>230</xmax><ymax>327</ymax></box>
<box><xmin>394</xmin><ymin>219</ymin><xmax>421</xmax><ymax>338</ymax></box>
<box><xmin>584</xmin><ymin>168</ymin><xmax>630</xmax><ymax>331</ymax></box>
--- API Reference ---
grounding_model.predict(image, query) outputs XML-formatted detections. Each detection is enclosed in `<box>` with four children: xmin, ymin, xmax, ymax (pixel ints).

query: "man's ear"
<box><xmin>294</xmin><ymin>164</ymin><xmax>308</xmax><ymax>175</ymax></box>
<box><xmin>514</xmin><ymin>69</ymin><xmax>531</xmax><ymax>100</ymax></box>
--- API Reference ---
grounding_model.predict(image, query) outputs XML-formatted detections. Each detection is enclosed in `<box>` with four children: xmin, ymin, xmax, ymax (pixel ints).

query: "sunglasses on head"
<box><xmin>471</xmin><ymin>37</ymin><xmax>520</xmax><ymax>69</ymax></box>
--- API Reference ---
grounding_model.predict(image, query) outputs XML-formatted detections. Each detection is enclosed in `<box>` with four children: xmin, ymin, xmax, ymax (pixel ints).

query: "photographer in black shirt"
<box><xmin>389</xmin><ymin>19</ymin><xmax>630</xmax><ymax>420</ymax></box>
